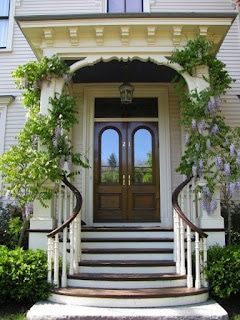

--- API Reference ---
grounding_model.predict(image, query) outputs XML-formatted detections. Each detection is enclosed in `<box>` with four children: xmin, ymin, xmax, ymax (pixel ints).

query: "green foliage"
<box><xmin>0</xmin><ymin>246</ymin><xmax>51</xmax><ymax>304</ymax></box>
<box><xmin>0</xmin><ymin>204</ymin><xmax>24</xmax><ymax>248</ymax></box>
<box><xmin>169</xmin><ymin>36</ymin><xmax>240</xmax><ymax>213</ymax></box>
<box><xmin>221</xmin><ymin>200</ymin><xmax>240</xmax><ymax>245</ymax></box>
<box><xmin>0</xmin><ymin>55</ymin><xmax>89</xmax><ymax>208</ymax></box>
<box><xmin>205</xmin><ymin>245</ymin><xmax>240</xmax><ymax>298</ymax></box>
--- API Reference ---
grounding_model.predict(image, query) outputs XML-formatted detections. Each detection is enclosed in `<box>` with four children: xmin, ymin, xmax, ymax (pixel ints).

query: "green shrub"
<box><xmin>0</xmin><ymin>246</ymin><xmax>51</xmax><ymax>304</ymax></box>
<box><xmin>205</xmin><ymin>245</ymin><xmax>240</xmax><ymax>299</ymax></box>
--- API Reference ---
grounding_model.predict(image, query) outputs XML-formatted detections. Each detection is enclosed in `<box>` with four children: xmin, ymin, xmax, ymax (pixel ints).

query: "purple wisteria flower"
<box><xmin>192</xmin><ymin>164</ymin><xmax>198</xmax><ymax>177</ymax></box>
<box><xmin>215</xmin><ymin>156</ymin><xmax>223</xmax><ymax>170</ymax></box>
<box><xmin>210</xmin><ymin>199</ymin><xmax>217</xmax><ymax>212</ymax></box>
<box><xmin>185</xmin><ymin>133</ymin><xmax>190</xmax><ymax>145</ymax></box>
<box><xmin>211</xmin><ymin>124</ymin><xmax>219</xmax><ymax>135</ymax></box>
<box><xmin>59</xmin><ymin>156</ymin><xmax>65</xmax><ymax>168</ymax></box>
<box><xmin>224</xmin><ymin>163</ymin><xmax>231</xmax><ymax>176</ymax></box>
<box><xmin>201</xmin><ymin>186</ymin><xmax>217</xmax><ymax>214</ymax></box>
<box><xmin>206</xmin><ymin>96</ymin><xmax>221</xmax><ymax>115</ymax></box>
<box><xmin>199</xmin><ymin>159</ymin><xmax>204</xmax><ymax>177</ymax></box>
<box><xmin>230</xmin><ymin>144</ymin><xmax>235</xmax><ymax>157</ymax></box>
<box><xmin>198</xmin><ymin>120</ymin><xmax>206</xmax><ymax>134</ymax></box>
<box><xmin>195</xmin><ymin>143</ymin><xmax>200</xmax><ymax>151</ymax></box>
<box><xmin>25</xmin><ymin>202</ymin><xmax>33</xmax><ymax>218</ymax></box>
<box><xmin>237</xmin><ymin>150</ymin><xmax>240</xmax><ymax>167</ymax></box>
<box><xmin>206</xmin><ymin>139</ymin><xmax>211</xmax><ymax>150</ymax></box>
<box><xmin>192</xmin><ymin>119</ymin><xmax>197</xmax><ymax>129</ymax></box>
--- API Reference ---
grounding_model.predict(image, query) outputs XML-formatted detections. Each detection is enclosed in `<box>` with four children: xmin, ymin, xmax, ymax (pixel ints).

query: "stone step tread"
<box><xmin>81</xmin><ymin>237</ymin><xmax>174</xmax><ymax>242</ymax></box>
<box><xmin>82</xmin><ymin>248</ymin><xmax>173</xmax><ymax>254</ymax></box>
<box><xmin>68</xmin><ymin>273</ymin><xmax>186</xmax><ymax>281</ymax></box>
<box><xmin>79</xmin><ymin>260</ymin><xmax>176</xmax><ymax>266</ymax></box>
<box><xmin>54</xmin><ymin>287</ymin><xmax>208</xmax><ymax>298</ymax></box>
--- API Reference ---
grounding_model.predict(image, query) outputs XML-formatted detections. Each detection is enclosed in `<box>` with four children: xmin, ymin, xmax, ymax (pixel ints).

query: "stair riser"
<box><xmin>81</xmin><ymin>253</ymin><xmax>173</xmax><ymax>260</ymax></box>
<box><xmin>82</xmin><ymin>231</ymin><xmax>173</xmax><ymax>239</ymax></box>
<box><xmin>49</xmin><ymin>292</ymin><xmax>209</xmax><ymax>308</ymax></box>
<box><xmin>79</xmin><ymin>265</ymin><xmax>176</xmax><ymax>274</ymax></box>
<box><xmin>67</xmin><ymin>278</ymin><xmax>187</xmax><ymax>289</ymax></box>
<box><xmin>81</xmin><ymin>242</ymin><xmax>174</xmax><ymax>249</ymax></box>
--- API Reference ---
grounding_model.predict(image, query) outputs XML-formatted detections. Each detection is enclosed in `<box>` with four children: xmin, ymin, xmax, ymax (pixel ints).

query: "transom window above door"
<box><xmin>108</xmin><ymin>0</ymin><xmax>143</xmax><ymax>13</ymax></box>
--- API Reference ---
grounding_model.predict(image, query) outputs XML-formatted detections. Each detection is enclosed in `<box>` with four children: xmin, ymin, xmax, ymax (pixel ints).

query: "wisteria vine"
<box><xmin>170</xmin><ymin>37</ymin><xmax>240</xmax><ymax>214</ymax></box>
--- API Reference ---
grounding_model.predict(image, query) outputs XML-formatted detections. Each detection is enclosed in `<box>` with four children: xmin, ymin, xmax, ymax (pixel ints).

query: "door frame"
<box><xmin>79</xmin><ymin>84</ymin><xmax>171</xmax><ymax>227</ymax></box>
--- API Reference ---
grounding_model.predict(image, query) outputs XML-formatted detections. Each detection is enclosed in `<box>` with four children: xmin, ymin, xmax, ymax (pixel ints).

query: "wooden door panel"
<box><xmin>127</xmin><ymin>122</ymin><xmax>160</xmax><ymax>222</ymax></box>
<box><xmin>94</xmin><ymin>121</ymin><xmax>160</xmax><ymax>223</ymax></box>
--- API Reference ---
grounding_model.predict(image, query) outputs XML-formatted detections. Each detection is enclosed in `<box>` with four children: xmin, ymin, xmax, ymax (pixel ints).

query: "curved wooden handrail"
<box><xmin>47</xmin><ymin>175</ymin><xmax>82</xmax><ymax>238</ymax></box>
<box><xmin>172</xmin><ymin>176</ymin><xmax>208</xmax><ymax>238</ymax></box>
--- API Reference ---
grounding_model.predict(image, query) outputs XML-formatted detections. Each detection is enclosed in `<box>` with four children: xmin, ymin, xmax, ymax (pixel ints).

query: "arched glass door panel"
<box><xmin>133</xmin><ymin>128</ymin><xmax>153</xmax><ymax>184</ymax></box>
<box><xmin>101</xmin><ymin>129</ymin><xmax>120</xmax><ymax>184</ymax></box>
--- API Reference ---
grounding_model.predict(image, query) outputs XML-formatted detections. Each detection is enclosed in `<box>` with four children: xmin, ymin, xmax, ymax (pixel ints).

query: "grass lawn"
<box><xmin>0</xmin><ymin>304</ymin><xmax>29</xmax><ymax>320</ymax></box>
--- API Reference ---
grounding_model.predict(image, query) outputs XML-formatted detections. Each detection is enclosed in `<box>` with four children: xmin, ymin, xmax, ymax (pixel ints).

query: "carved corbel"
<box><xmin>95</xmin><ymin>27</ymin><xmax>104</xmax><ymax>45</ymax></box>
<box><xmin>120</xmin><ymin>26</ymin><xmax>130</xmax><ymax>45</ymax></box>
<box><xmin>147</xmin><ymin>26</ymin><xmax>156</xmax><ymax>45</ymax></box>
<box><xmin>172</xmin><ymin>26</ymin><xmax>182</xmax><ymax>46</ymax></box>
<box><xmin>199</xmin><ymin>26</ymin><xmax>209</xmax><ymax>37</ymax></box>
<box><xmin>43</xmin><ymin>28</ymin><xmax>54</xmax><ymax>47</ymax></box>
<box><xmin>69</xmin><ymin>27</ymin><xmax>79</xmax><ymax>46</ymax></box>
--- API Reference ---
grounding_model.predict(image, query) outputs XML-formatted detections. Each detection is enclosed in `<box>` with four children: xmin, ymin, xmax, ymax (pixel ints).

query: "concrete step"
<box><xmin>27</xmin><ymin>300</ymin><xmax>227</xmax><ymax>320</ymax></box>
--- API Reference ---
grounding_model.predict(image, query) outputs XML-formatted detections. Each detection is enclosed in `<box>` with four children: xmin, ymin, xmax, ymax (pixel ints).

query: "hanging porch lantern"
<box><xmin>119</xmin><ymin>82</ymin><xmax>134</xmax><ymax>104</ymax></box>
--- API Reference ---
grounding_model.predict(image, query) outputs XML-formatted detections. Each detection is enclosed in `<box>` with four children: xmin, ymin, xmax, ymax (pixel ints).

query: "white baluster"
<box><xmin>53</xmin><ymin>234</ymin><xmax>59</xmax><ymax>287</ymax></box>
<box><xmin>195</xmin><ymin>232</ymin><xmax>201</xmax><ymax>289</ymax></box>
<box><xmin>175</xmin><ymin>213</ymin><xmax>181</xmax><ymax>274</ymax></box>
<box><xmin>69</xmin><ymin>222</ymin><xmax>74</xmax><ymax>275</ymax></box>
<box><xmin>69</xmin><ymin>191</ymin><xmax>75</xmax><ymax>268</ymax></box>
<box><xmin>186</xmin><ymin>225</ymin><xmax>193</xmax><ymax>288</ymax></box>
<box><xmin>47</xmin><ymin>237</ymin><xmax>53</xmax><ymax>284</ymax></box>
<box><xmin>76</xmin><ymin>214</ymin><xmax>81</xmax><ymax>262</ymax></box>
<box><xmin>173</xmin><ymin>210</ymin><xmax>177</xmax><ymax>262</ymax></box>
<box><xmin>202</xmin><ymin>237</ymin><xmax>208</xmax><ymax>287</ymax></box>
<box><xmin>58</xmin><ymin>184</ymin><xmax>63</xmax><ymax>227</ymax></box>
<box><xmin>73</xmin><ymin>217</ymin><xmax>78</xmax><ymax>273</ymax></box>
<box><xmin>186</xmin><ymin>183</ymin><xmax>190</xmax><ymax>220</ymax></box>
<box><xmin>61</xmin><ymin>184</ymin><xmax>68</xmax><ymax>287</ymax></box>
<box><xmin>180</xmin><ymin>219</ymin><xmax>186</xmax><ymax>275</ymax></box>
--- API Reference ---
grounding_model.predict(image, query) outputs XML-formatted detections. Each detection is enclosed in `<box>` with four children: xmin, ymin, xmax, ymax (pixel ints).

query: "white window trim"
<box><xmin>103</xmin><ymin>0</ymin><xmax>150</xmax><ymax>13</ymax></box>
<box><xmin>0</xmin><ymin>0</ymin><xmax>15</xmax><ymax>52</ymax></box>
<box><xmin>0</xmin><ymin>95</ymin><xmax>14</xmax><ymax>190</ymax></box>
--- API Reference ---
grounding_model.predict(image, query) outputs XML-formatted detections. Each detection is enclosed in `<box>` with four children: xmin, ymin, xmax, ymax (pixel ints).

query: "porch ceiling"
<box><xmin>67</xmin><ymin>60</ymin><xmax>178</xmax><ymax>83</ymax></box>
<box><xmin>15</xmin><ymin>13</ymin><xmax>236</xmax><ymax>59</ymax></box>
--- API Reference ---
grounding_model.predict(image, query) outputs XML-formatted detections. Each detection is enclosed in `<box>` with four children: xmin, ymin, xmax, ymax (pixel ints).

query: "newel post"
<box><xmin>29</xmin><ymin>77</ymin><xmax>65</xmax><ymax>250</ymax></box>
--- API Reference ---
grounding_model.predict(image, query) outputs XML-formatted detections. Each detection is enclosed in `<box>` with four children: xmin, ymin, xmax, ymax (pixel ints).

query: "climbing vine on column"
<box><xmin>169</xmin><ymin>37</ymin><xmax>240</xmax><ymax>213</ymax></box>
<box><xmin>0</xmin><ymin>55</ymin><xmax>88</xmax><ymax>210</ymax></box>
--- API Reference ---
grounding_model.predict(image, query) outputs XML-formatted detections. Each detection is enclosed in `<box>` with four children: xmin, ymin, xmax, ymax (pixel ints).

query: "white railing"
<box><xmin>47</xmin><ymin>175</ymin><xmax>82</xmax><ymax>288</ymax></box>
<box><xmin>172</xmin><ymin>176</ymin><xmax>208</xmax><ymax>289</ymax></box>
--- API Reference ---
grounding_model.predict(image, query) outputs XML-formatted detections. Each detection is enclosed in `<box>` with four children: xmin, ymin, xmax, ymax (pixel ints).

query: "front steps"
<box><xmin>50</xmin><ymin>226</ymin><xmax>209</xmax><ymax>308</ymax></box>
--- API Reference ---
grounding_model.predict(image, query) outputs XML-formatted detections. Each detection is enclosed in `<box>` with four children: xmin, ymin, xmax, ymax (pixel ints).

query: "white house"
<box><xmin>0</xmin><ymin>0</ymin><xmax>240</xmax><ymax>308</ymax></box>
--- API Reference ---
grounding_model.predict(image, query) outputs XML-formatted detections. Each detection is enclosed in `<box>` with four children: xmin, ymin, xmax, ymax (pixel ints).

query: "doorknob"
<box><xmin>122</xmin><ymin>175</ymin><xmax>126</xmax><ymax>186</ymax></box>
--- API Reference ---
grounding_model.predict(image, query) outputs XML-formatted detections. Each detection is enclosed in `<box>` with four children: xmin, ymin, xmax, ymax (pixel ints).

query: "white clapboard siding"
<box><xmin>0</xmin><ymin>20</ymin><xmax>36</xmax><ymax>152</ymax></box>
<box><xmin>150</xmin><ymin>0</ymin><xmax>234</xmax><ymax>12</ymax></box>
<box><xmin>218</xmin><ymin>18</ymin><xmax>240</xmax><ymax>127</ymax></box>
<box><xmin>16</xmin><ymin>0</ymin><xmax>102</xmax><ymax>16</ymax></box>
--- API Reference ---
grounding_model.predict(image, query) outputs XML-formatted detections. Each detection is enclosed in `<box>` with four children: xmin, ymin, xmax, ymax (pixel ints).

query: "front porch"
<box><xmin>15</xmin><ymin>12</ymin><xmax>234</xmax><ymax>308</ymax></box>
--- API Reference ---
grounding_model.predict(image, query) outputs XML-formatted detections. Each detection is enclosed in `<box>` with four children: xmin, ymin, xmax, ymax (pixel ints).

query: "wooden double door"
<box><xmin>94</xmin><ymin>122</ymin><xmax>160</xmax><ymax>222</ymax></box>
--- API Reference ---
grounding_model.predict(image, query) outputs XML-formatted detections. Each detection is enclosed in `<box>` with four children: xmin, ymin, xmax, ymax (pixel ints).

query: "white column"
<box><xmin>29</xmin><ymin>78</ymin><xmax>65</xmax><ymax>250</ymax></box>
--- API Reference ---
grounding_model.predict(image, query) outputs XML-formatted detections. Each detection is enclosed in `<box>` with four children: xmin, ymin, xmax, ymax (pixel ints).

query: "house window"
<box><xmin>0</xmin><ymin>0</ymin><xmax>10</xmax><ymax>48</ymax></box>
<box><xmin>108</xmin><ymin>0</ymin><xmax>143</xmax><ymax>13</ymax></box>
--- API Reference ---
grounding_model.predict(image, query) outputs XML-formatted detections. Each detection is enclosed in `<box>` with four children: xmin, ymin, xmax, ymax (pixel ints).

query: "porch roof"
<box><xmin>15</xmin><ymin>12</ymin><xmax>237</xmax><ymax>59</ymax></box>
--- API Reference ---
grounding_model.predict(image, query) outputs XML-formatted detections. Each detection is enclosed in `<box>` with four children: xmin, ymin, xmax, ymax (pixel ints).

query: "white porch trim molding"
<box><xmin>0</xmin><ymin>95</ymin><xmax>15</xmax><ymax>189</ymax></box>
